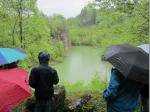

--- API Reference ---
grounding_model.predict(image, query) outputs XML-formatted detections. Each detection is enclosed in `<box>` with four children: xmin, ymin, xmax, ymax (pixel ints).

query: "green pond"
<box><xmin>54</xmin><ymin>46</ymin><xmax>112</xmax><ymax>84</ymax></box>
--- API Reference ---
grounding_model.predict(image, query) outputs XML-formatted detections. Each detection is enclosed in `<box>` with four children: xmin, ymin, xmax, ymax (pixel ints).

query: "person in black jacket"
<box><xmin>29</xmin><ymin>52</ymin><xmax>59</xmax><ymax>112</ymax></box>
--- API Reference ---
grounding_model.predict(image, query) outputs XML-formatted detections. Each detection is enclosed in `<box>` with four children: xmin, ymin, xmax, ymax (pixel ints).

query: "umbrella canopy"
<box><xmin>0</xmin><ymin>48</ymin><xmax>27</xmax><ymax>65</ymax></box>
<box><xmin>13</xmin><ymin>48</ymin><xmax>26</xmax><ymax>53</ymax></box>
<box><xmin>138</xmin><ymin>44</ymin><xmax>149</xmax><ymax>53</ymax></box>
<box><xmin>102</xmin><ymin>44</ymin><xmax>149</xmax><ymax>84</ymax></box>
<box><xmin>0</xmin><ymin>67</ymin><xmax>31</xmax><ymax>112</ymax></box>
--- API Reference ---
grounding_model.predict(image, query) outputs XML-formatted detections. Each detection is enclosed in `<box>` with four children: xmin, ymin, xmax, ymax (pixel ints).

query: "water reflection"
<box><xmin>54</xmin><ymin>46</ymin><xmax>112</xmax><ymax>83</ymax></box>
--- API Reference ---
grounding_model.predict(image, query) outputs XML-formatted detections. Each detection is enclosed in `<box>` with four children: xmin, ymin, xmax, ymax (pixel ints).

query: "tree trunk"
<box><xmin>18</xmin><ymin>0</ymin><xmax>23</xmax><ymax>48</ymax></box>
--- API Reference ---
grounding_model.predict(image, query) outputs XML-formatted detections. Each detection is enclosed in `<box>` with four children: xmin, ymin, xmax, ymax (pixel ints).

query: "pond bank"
<box><xmin>13</xmin><ymin>85</ymin><xmax>106</xmax><ymax>112</ymax></box>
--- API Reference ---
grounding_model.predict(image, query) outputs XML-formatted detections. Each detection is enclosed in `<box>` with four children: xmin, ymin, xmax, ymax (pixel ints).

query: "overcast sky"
<box><xmin>36</xmin><ymin>0</ymin><xmax>94</xmax><ymax>18</ymax></box>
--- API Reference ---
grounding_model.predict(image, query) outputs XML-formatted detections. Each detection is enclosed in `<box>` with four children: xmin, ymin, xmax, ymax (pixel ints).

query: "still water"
<box><xmin>54</xmin><ymin>46</ymin><xmax>112</xmax><ymax>84</ymax></box>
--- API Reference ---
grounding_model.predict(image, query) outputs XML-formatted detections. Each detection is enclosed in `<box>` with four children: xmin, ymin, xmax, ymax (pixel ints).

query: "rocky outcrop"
<box><xmin>61</xmin><ymin>32</ymin><xmax>72</xmax><ymax>51</ymax></box>
<box><xmin>53</xmin><ymin>85</ymin><xmax>66</xmax><ymax>112</ymax></box>
<box><xmin>67</xmin><ymin>94</ymin><xmax>92</xmax><ymax>112</ymax></box>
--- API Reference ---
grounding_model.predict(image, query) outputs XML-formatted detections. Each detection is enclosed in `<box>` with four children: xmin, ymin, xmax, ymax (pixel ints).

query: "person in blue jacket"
<box><xmin>103</xmin><ymin>68</ymin><xmax>143</xmax><ymax>112</ymax></box>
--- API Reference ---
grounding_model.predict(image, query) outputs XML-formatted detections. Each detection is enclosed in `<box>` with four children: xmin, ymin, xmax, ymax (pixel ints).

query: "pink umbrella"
<box><xmin>0</xmin><ymin>67</ymin><xmax>31</xmax><ymax>112</ymax></box>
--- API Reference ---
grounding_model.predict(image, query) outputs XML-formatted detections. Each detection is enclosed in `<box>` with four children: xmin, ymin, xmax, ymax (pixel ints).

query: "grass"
<box><xmin>60</xmin><ymin>75</ymin><xmax>107</xmax><ymax>112</ymax></box>
<box><xmin>61</xmin><ymin>74</ymin><xmax>107</xmax><ymax>93</ymax></box>
<box><xmin>65</xmin><ymin>90</ymin><xmax>107</xmax><ymax>112</ymax></box>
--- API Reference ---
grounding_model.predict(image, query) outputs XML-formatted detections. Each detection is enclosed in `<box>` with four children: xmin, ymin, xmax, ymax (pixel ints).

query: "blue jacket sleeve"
<box><xmin>103</xmin><ymin>69</ymin><xmax>120</xmax><ymax>101</ymax></box>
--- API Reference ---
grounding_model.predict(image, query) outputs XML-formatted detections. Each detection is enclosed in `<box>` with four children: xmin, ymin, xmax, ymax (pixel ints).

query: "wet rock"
<box><xmin>67</xmin><ymin>94</ymin><xmax>92</xmax><ymax>112</ymax></box>
<box><xmin>53</xmin><ymin>85</ymin><xmax>66</xmax><ymax>112</ymax></box>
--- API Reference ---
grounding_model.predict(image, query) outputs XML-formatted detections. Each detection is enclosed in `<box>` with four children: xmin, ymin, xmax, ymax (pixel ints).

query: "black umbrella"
<box><xmin>102</xmin><ymin>44</ymin><xmax>149</xmax><ymax>85</ymax></box>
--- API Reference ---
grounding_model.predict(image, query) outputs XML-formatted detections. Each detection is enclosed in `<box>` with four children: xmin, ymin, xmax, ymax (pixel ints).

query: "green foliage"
<box><xmin>83</xmin><ymin>91</ymin><xmax>106</xmax><ymax>112</ymax></box>
<box><xmin>79</xmin><ymin>4</ymin><xmax>97</xmax><ymax>27</ymax></box>
<box><xmin>61</xmin><ymin>74</ymin><xmax>106</xmax><ymax>93</ymax></box>
<box><xmin>68</xmin><ymin>0</ymin><xmax>149</xmax><ymax>51</ymax></box>
<box><xmin>0</xmin><ymin>0</ymin><xmax>38</xmax><ymax>47</ymax></box>
<box><xmin>18</xmin><ymin>38</ymin><xmax>64</xmax><ymax>69</ymax></box>
<box><xmin>48</xmin><ymin>15</ymin><xmax>68</xmax><ymax>39</ymax></box>
<box><xmin>0</xmin><ymin>1</ymin><xmax>148</xmax><ymax>111</ymax></box>
<box><xmin>69</xmin><ymin>26</ymin><xmax>101</xmax><ymax>46</ymax></box>
<box><xmin>1</xmin><ymin>0</ymin><xmax>148</xmax><ymax>70</ymax></box>
<box><xmin>0</xmin><ymin>0</ymin><xmax>66</xmax><ymax>69</ymax></box>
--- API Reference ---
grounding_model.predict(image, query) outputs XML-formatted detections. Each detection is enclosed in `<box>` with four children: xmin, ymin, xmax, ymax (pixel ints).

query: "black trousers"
<box><xmin>141</xmin><ymin>97</ymin><xmax>149</xmax><ymax>112</ymax></box>
<box><xmin>34</xmin><ymin>98</ymin><xmax>53</xmax><ymax>112</ymax></box>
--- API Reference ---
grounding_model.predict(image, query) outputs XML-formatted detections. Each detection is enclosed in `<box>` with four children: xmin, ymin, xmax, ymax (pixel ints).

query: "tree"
<box><xmin>0</xmin><ymin>0</ymin><xmax>37</xmax><ymax>48</ymax></box>
<box><xmin>78</xmin><ymin>3</ymin><xmax>97</xmax><ymax>27</ymax></box>
<box><xmin>48</xmin><ymin>15</ymin><xmax>67</xmax><ymax>40</ymax></box>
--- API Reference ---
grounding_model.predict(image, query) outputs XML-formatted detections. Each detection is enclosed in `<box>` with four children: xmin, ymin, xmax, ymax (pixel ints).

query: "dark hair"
<box><xmin>38</xmin><ymin>52</ymin><xmax>50</xmax><ymax>62</ymax></box>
